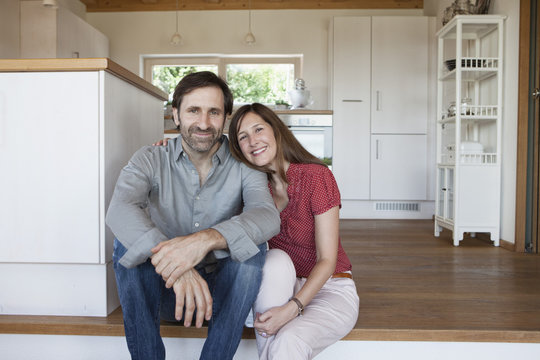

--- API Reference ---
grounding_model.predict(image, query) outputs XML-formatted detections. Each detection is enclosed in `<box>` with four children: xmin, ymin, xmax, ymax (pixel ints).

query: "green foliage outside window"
<box><xmin>226</xmin><ymin>64</ymin><xmax>293</xmax><ymax>104</ymax></box>
<box><xmin>152</xmin><ymin>65</ymin><xmax>218</xmax><ymax>101</ymax></box>
<box><xmin>151</xmin><ymin>63</ymin><xmax>294</xmax><ymax>105</ymax></box>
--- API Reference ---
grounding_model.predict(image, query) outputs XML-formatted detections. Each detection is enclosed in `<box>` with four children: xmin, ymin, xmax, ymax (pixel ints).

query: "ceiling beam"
<box><xmin>80</xmin><ymin>0</ymin><xmax>423</xmax><ymax>12</ymax></box>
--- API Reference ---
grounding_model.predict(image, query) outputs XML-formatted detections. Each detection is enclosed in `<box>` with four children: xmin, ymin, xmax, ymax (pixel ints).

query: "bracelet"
<box><xmin>290</xmin><ymin>297</ymin><xmax>304</xmax><ymax>317</ymax></box>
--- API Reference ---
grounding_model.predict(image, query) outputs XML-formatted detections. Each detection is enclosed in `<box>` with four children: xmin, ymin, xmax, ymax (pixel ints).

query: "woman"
<box><xmin>228</xmin><ymin>103</ymin><xmax>359</xmax><ymax>360</ymax></box>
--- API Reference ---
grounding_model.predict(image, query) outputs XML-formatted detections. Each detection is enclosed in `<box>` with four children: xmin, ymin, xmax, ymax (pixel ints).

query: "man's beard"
<box><xmin>181</xmin><ymin>124</ymin><xmax>222</xmax><ymax>153</ymax></box>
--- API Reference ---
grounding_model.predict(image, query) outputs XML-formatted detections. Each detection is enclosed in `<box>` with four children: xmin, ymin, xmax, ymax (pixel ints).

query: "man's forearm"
<box><xmin>151</xmin><ymin>228</ymin><xmax>228</xmax><ymax>288</ymax></box>
<box><xmin>190</xmin><ymin>228</ymin><xmax>228</xmax><ymax>252</ymax></box>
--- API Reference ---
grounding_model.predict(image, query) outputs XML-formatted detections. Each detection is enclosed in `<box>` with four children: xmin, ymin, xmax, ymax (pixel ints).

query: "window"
<box><xmin>151</xmin><ymin>65</ymin><xmax>218</xmax><ymax>101</ymax></box>
<box><xmin>143</xmin><ymin>55</ymin><xmax>302</xmax><ymax>106</ymax></box>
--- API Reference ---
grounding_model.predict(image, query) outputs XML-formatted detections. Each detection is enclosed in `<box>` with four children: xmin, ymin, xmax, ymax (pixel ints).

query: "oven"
<box><xmin>276</xmin><ymin>112</ymin><xmax>333</xmax><ymax>166</ymax></box>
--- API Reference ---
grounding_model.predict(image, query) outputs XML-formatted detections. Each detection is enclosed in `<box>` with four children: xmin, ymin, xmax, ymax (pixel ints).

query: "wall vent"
<box><xmin>374</xmin><ymin>202</ymin><xmax>420</xmax><ymax>212</ymax></box>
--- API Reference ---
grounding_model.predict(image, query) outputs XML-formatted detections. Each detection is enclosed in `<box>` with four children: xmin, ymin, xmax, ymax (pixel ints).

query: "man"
<box><xmin>106</xmin><ymin>71</ymin><xmax>280</xmax><ymax>360</ymax></box>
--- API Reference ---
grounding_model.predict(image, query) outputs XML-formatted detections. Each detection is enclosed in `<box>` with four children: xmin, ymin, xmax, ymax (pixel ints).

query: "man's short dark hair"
<box><xmin>172</xmin><ymin>71</ymin><xmax>234</xmax><ymax>117</ymax></box>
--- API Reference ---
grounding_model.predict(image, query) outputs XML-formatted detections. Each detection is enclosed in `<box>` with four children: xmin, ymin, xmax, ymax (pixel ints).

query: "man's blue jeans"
<box><xmin>113</xmin><ymin>239</ymin><xmax>266</xmax><ymax>360</ymax></box>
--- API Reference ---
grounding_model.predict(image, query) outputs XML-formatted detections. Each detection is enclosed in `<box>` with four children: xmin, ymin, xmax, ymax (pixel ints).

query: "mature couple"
<box><xmin>106</xmin><ymin>71</ymin><xmax>359</xmax><ymax>360</ymax></box>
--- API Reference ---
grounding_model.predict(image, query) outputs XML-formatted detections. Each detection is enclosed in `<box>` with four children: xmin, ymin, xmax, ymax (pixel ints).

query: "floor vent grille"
<box><xmin>375</xmin><ymin>202</ymin><xmax>420</xmax><ymax>212</ymax></box>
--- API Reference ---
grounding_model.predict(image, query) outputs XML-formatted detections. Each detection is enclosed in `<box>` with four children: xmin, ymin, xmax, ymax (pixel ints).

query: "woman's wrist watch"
<box><xmin>290</xmin><ymin>297</ymin><xmax>304</xmax><ymax>317</ymax></box>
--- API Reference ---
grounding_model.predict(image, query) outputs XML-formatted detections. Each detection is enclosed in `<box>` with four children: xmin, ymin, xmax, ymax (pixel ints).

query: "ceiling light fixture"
<box><xmin>170</xmin><ymin>0</ymin><xmax>183</xmax><ymax>46</ymax></box>
<box><xmin>244</xmin><ymin>0</ymin><xmax>256</xmax><ymax>46</ymax></box>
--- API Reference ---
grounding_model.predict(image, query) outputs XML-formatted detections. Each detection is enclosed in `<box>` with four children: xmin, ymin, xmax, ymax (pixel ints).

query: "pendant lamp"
<box><xmin>170</xmin><ymin>0</ymin><xmax>183</xmax><ymax>46</ymax></box>
<box><xmin>244</xmin><ymin>0</ymin><xmax>256</xmax><ymax>45</ymax></box>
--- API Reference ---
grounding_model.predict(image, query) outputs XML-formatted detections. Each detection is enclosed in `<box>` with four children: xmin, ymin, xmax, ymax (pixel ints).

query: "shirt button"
<box><xmin>191</xmin><ymin>170</ymin><xmax>195</xmax><ymax>174</ymax></box>
<box><xmin>195</xmin><ymin>223</ymin><xmax>200</xmax><ymax>227</ymax></box>
<box><xmin>195</xmin><ymin>196</ymin><xmax>200</xmax><ymax>200</ymax></box>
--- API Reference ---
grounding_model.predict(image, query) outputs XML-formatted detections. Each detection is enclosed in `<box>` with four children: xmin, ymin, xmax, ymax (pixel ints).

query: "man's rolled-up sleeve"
<box><xmin>105</xmin><ymin>147</ymin><xmax>169</xmax><ymax>268</ymax></box>
<box><xmin>212</xmin><ymin>165</ymin><xmax>280</xmax><ymax>262</ymax></box>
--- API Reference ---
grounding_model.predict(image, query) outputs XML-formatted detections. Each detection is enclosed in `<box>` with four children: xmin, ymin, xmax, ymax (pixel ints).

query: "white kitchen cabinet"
<box><xmin>371</xmin><ymin>17</ymin><xmax>428</xmax><ymax>134</ymax></box>
<box><xmin>332</xmin><ymin>16</ymin><xmax>430</xmax><ymax>208</ymax></box>
<box><xmin>371</xmin><ymin>134</ymin><xmax>427</xmax><ymax>200</ymax></box>
<box><xmin>332</xmin><ymin>16</ymin><xmax>371</xmax><ymax>200</ymax></box>
<box><xmin>0</xmin><ymin>58</ymin><xmax>166</xmax><ymax>315</ymax></box>
<box><xmin>434</xmin><ymin>16</ymin><xmax>505</xmax><ymax>246</ymax></box>
<box><xmin>437</xmin><ymin>166</ymin><xmax>455</xmax><ymax>221</ymax></box>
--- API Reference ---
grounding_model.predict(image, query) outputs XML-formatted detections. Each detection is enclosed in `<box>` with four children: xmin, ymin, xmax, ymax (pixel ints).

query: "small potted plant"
<box><xmin>274</xmin><ymin>100</ymin><xmax>289</xmax><ymax>110</ymax></box>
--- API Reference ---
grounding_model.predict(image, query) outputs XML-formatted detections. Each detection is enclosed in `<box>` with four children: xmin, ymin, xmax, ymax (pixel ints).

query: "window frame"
<box><xmin>142</xmin><ymin>54</ymin><xmax>303</xmax><ymax>99</ymax></box>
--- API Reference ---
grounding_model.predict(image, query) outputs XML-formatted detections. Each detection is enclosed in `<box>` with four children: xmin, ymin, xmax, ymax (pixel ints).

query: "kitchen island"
<box><xmin>0</xmin><ymin>58</ymin><xmax>167</xmax><ymax>316</ymax></box>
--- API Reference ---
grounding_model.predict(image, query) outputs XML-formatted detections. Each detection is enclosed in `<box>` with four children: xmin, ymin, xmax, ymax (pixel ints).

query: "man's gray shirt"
<box><xmin>106</xmin><ymin>135</ymin><xmax>280</xmax><ymax>269</ymax></box>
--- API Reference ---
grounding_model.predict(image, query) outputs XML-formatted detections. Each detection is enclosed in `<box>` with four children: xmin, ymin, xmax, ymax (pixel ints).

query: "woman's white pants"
<box><xmin>252</xmin><ymin>249</ymin><xmax>360</xmax><ymax>360</ymax></box>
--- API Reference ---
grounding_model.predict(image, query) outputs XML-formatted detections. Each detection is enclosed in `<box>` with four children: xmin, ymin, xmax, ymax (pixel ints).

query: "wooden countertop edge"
<box><xmin>0</xmin><ymin>58</ymin><xmax>168</xmax><ymax>101</ymax></box>
<box><xmin>273</xmin><ymin>109</ymin><xmax>333</xmax><ymax>115</ymax></box>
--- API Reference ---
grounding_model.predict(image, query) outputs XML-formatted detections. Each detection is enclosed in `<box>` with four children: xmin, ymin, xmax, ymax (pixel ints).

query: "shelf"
<box><xmin>439</xmin><ymin>105</ymin><xmax>499</xmax><ymax>123</ymax></box>
<box><xmin>439</xmin><ymin>116</ymin><xmax>497</xmax><ymax>124</ymax></box>
<box><xmin>435</xmin><ymin>16</ymin><xmax>503</xmax><ymax>246</ymax></box>
<box><xmin>440</xmin><ymin>153</ymin><xmax>497</xmax><ymax>166</ymax></box>
<box><xmin>436</xmin><ymin>15</ymin><xmax>507</xmax><ymax>39</ymax></box>
<box><xmin>434</xmin><ymin>215</ymin><xmax>453</xmax><ymax>227</ymax></box>
<box><xmin>440</xmin><ymin>57</ymin><xmax>499</xmax><ymax>81</ymax></box>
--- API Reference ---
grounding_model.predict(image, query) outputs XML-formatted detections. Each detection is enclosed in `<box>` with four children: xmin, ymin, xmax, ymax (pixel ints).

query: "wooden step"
<box><xmin>2</xmin><ymin>220</ymin><xmax>540</xmax><ymax>344</ymax></box>
<box><xmin>1</xmin><ymin>306</ymin><xmax>539</xmax><ymax>343</ymax></box>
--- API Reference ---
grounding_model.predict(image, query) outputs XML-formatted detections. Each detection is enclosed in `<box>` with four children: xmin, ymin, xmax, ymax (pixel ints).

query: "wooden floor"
<box><xmin>1</xmin><ymin>220</ymin><xmax>540</xmax><ymax>343</ymax></box>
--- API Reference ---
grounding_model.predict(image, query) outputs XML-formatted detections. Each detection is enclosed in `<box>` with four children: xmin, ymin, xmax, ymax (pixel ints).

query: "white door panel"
<box><xmin>371</xmin><ymin>134</ymin><xmax>427</xmax><ymax>200</ymax></box>
<box><xmin>371</xmin><ymin>17</ymin><xmax>428</xmax><ymax>134</ymax></box>
<box><xmin>0</xmin><ymin>72</ymin><xmax>100</xmax><ymax>263</ymax></box>
<box><xmin>332</xmin><ymin>16</ymin><xmax>371</xmax><ymax>200</ymax></box>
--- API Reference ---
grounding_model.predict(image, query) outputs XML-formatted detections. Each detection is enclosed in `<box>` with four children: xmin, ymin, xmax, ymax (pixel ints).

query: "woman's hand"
<box><xmin>152</xmin><ymin>138</ymin><xmax>169</xmax><ymax>146</ymax></box>
<box><xmin>254</xmin><ymin>300</ymin><xmax>298</xmax><ymax>337</ymax></box>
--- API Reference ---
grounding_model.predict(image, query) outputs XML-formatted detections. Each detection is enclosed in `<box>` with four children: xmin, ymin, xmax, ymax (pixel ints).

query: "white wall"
<box><xmin>0</xmin><ymin>0</ymin><xmax>20</xmax><ymax>58</ymax></box>
<box><xmin>2</xmin><ymin>334</ymin><xmax>540</xmax><ymax>360</ymax></box>
<box><xmin>492</xmin><ymin>0</ymin><xmax>519</xmax><ymax>246</ymax></box>
<box><xmin>0</xmin><ymin>0</ymin><xmax>103</xmax><ymax>59</ymax></box>
<box><xmin>86</xmin><ymin>9</ymin><xmax>422</xmax><ymax>110</ymax></box>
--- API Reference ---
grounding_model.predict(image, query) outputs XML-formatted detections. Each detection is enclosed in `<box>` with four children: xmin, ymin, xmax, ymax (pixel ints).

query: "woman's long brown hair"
<box><xmin>228</xmin><ymin>103</ymin><xmax>326</xmax><ymax>183</ymax></box>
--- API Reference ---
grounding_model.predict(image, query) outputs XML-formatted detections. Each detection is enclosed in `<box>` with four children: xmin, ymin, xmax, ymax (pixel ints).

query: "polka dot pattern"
<box><xmin>269</xmin><ymin>163</ymin><xmax>353</xmax><ymax>277</ymax></box>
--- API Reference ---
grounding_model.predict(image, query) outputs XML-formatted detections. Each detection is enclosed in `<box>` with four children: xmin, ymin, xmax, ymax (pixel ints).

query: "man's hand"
<box><xmin>152</xmin><ymin>138</ymin><xmax>169</xmax><ymax>146</ymax></box>
<box><xmin>151</xmin><ymin>235</ymin><xmax>209</xmax><ymax>288</ymax></box>
<box><xmin>173</xmin><ymin>269</ymin><xmax>213</xmax><ymax>328</ymax></box>
<box><xmin>151</xmin><ymin>229</ymin><xmax>226</xmax><ymax>288</ymax></box>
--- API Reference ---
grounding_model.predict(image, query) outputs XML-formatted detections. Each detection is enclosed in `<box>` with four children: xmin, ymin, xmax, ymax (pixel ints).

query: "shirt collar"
<box><xmin>174</xmin><ymin>134</ymin><xmax>228</xmax><ymax>164</ymax></box>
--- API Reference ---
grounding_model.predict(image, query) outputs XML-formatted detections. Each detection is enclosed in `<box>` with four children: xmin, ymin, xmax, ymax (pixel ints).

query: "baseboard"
<box><xmin>476</xmin><ymin>233</ymin><xmax>516</xmax><ymax>252</ymax></box>
<box><xmin>500</xmin><ymin>239</ymin><xmax>516</xmax><ymax>251</ymax></box>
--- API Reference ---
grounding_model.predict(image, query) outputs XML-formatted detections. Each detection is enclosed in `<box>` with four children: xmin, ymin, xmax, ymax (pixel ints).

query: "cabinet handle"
<box><xmin>376</xmin><ymin>91</ymin><xmax>381</xmax><ymax>111</ymax></box>
<box><xmin>342</xmin><ymin>99</ymin><xmax>363</xmax><ymax>102</ymax></box>
<box><xmin>375</xmin><ymin>139</ymin><xmax>379</xmax><ymax>159</ymax></box>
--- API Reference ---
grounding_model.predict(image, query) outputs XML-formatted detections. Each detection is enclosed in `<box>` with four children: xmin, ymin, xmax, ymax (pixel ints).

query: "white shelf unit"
<box><xmin>434</xmin><ymin>15</ymin><xmax>505</xmax><ymax>246</ymax></box>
